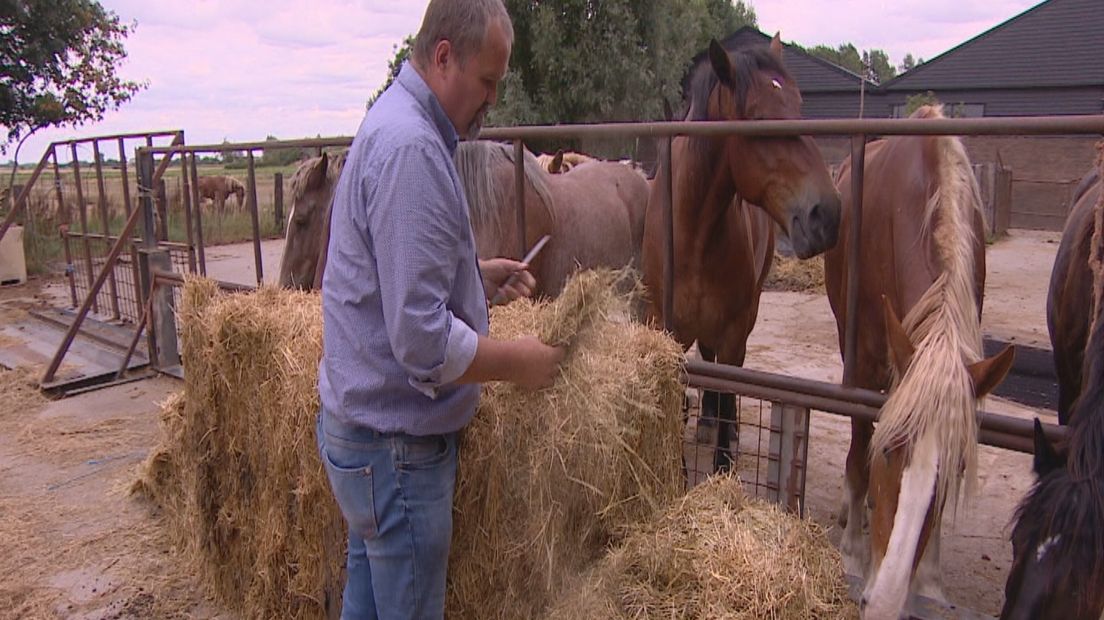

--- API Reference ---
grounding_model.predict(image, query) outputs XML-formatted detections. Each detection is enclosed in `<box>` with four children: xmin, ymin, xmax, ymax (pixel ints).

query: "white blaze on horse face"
<box><xmin>862</xmin><ymin>436</ymin><xmax>939</xmax><ymax>620</ymax></box>
<box><xmin>1035</xmin><ymin>534</ymin><xmax>1061</xmax><ymax>563</ymax></box>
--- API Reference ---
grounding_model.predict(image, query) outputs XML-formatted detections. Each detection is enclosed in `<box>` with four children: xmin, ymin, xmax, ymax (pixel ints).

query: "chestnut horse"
<box><xmin>277</xmin><ymin>142</ymin><xmax>650</xmax><ymax>301</ymax></box>
<box><xmin>196</xmin><ymin>175</ymin><xmax>246</xmax><ymax>214</ymax></box>
<box><xmin>824</xmin><ymin>106</ymin><xmax>1014</xmax><ymax>619</ymax></box>
<box><xmin>641</xmin><ymin>34</ymin><xmax>841</xmax><ymax>471</ymax></box>
<box><xmin>1002</xmin><ymin>155</ymin><xmax>1104</xmax><ymax>620</ymax></box>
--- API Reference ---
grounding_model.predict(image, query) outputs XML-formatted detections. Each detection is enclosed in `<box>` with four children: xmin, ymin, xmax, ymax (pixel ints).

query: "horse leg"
<box><xmin>840</xmin><ymin>418</ymin><xmax>873</xmax><ymax>578</ymax></box>
<box><xmin>711</xmin><ymin>341</ymin><xmax>746</xmax><ymax>474</ymax></box>
<box><xmin>910</xmin><ymin>511</ymin><xmax>946</xmax><ymax>604</ymax></box>
<box><xmin>695</xmin><ymin>344</ymin><xmax>721</xmax><ymax>446</ymax></box>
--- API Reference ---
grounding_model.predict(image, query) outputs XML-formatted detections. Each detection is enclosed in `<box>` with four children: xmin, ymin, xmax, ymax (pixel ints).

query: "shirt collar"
<box><xmin>396</xmin><ymin>61</ymin><xmax>460</xmax><ymax>155</ymax></box>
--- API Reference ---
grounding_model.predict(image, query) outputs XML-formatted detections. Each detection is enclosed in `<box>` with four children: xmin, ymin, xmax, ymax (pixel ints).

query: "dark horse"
<box><xmin>641</xmin><ymin>34</ymin><xmax>841</xmax><ymax>471</ymax></box>
<box><xmin>1002</xmin><ymin>157</ymin><xmax>1104</xmax><ymax>620</ymax></box>
<box><xmin>1048</xmin><ymin>165</ymin><xmax>1101</xmax><ymax>423</ymax></box>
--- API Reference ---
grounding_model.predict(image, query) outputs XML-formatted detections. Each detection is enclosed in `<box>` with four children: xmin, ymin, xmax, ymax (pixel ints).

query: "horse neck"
<box><xmin>672</xmin><ymin>138</ymin><xmax>738</xmax><ymax>243</ymax></box>
<box><xmin>1070</xmin><ymin>207</ymin><xmax>1104</xmax><ymax>479</ymax></box>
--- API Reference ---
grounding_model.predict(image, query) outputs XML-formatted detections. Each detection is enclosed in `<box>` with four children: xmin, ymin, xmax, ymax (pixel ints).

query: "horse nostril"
<box><xmin>808</xmin><ymin>203</ymin><xmax>824</xmax><ymax>227</ymax></box>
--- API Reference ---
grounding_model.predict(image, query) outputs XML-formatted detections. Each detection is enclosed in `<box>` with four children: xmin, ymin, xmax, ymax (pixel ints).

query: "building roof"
<box><xmin>884</xmin><ymin>0</ymin><xmax>1104</xmax><ymax>91</ymax></box>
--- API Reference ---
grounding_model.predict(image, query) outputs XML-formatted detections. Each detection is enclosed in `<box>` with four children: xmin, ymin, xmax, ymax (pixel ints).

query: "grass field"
<box><xmin>4</xmin><ymin>161</ymin><xmax>296</xmax><ymax>275</ymax></box>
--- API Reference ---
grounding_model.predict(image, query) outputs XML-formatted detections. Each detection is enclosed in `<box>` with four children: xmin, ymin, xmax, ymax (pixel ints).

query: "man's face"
<box><xmin>438</xmin><ymin>19</ymin><xmax>511</xmax><ymax>138</ymax></box>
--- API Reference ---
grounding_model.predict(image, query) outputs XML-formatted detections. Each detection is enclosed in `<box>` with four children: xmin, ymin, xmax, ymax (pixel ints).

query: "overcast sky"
<box><xmin>9</xmin><ymin>0</ymin><xmax>1043</xmax><ymax>164</ymax></box>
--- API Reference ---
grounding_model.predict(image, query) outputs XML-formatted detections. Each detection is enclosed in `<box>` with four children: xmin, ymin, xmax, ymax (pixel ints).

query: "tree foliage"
<box><xmin>366</xmin><ymin>35</ymin><xmax>414</xmax><ymax>110</ymax></box>
<box><xmin>805</xmin><ymin>43</ymin><xmax>900</xmax><ymax>84</ymax></box>
<box><xmin>0</xmin><ymin>0</ymin><xmax>145</xmax><ymax>152</ymax></box>
<box><xmin>367</xmin><ymin>1</ymin><xmax>757</xmax><ymax>155</ymax></box>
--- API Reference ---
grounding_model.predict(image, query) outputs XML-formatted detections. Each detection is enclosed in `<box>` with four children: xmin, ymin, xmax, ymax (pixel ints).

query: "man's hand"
<box><xmin>511</xmin><ymin>336</ymin><xmax>566</xmax><ymax>390</ymax></box>
<box><xmin>480</xmin><ymin>258</ymin><xmax>536</xmax><ymax>306</ymax></box>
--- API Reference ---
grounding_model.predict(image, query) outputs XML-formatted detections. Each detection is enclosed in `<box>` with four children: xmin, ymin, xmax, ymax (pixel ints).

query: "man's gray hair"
<box><xmin>412</xmin><ymin>0</ymin><xmax>513</xmax><ymax>67</ymax></box>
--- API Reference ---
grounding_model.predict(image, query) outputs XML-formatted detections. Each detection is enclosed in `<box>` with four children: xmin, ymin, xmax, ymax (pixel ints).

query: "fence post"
<box><xmin>155</xmin><ymin>179</ymin><xmax>169</xmax><ymax>242</ymax></box>
<box><xmin>767</xmin><ymin>402</ymin><xmax>810</xmax><ymax>516</ymax></box>
<box><xmin>274</xmin><ymin>172</ymin><xmax>284</xmax><ymax>229</ymax></box>
<box><xmin>138</xmin><ymin>249</ymin><xmax>180</xmax><ymax>371</ymax></box>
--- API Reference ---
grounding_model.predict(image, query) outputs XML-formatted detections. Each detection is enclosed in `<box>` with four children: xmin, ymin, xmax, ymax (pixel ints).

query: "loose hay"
<box><xmin>764</xmin><ymin>252</ymin><xmax>825</xmax><ymax>292</ymax></box>
<box><xmin>449</xmin><ymin>268</ymin><xmax>685</xmax><ymax>619</ymax></box>
<box><xmin>544</xmin><ymin>474</ymin><xmax>858</xmax><ymax>620</ymax></box>
<box><xmin>136</xmin><ymin>268</ymin><xmax>685</xmax><ymax>620</ymax></box>
<box><xmin>0</xmin><ymin>365</ymin><xmax>47</xmax><ymax>414</ymax></box>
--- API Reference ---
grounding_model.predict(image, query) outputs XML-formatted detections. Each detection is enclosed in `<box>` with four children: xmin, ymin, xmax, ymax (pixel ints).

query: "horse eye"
<box><xmin>771</xmin><ymin>78</ymin><xmax>783</xmax><ymax>90</ymax></box>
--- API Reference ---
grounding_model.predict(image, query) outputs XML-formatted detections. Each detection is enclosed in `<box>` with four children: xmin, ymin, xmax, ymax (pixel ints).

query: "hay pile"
<box><xmin>764</xmin><ymin>253</ymin><xmax>826</xmax><ymax>292</ymax></box>
<box><xmin>544</xmin><ymin>474</ymin><xmax>858</xmax><ymax>620</ymax></box>
<box><xmin>132</xmin><ymin>279</ymin><xmax>346</xmax><ymax>619</ymax></box>
<box><xmin>447</xmin><ymin>269</ymin><xmax>686</xmax><ymax>618</ymax></box>
<box><xmin>135</xmin><ymin>269</ymin><xmax>685</xmax><ymax>620</ymax></box>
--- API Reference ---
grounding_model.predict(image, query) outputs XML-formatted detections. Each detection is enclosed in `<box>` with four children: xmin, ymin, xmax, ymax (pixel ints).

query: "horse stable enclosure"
<box><xmin>1</xmin><ymin>111</ymin><xmax>1101</xmax><ymax>618</ymax></box>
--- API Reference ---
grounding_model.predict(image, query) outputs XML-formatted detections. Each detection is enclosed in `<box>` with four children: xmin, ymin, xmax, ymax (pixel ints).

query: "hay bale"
<box><xmin>448</xmin><ymin>268</ymin><xmax>685</xmax><ymax>619</ymax></box>
<box><xmin>136</xmin><ymin>268</ymin><xmax>685</xmax><ymax>620</ymax></box>
<box><xmin>134</xmin><ymin>278</ymin><xmax>346</xmax><ymax>619</ymax></box>
<box><xmin>764</xmin><ymin>253</ymin><xmax>825</xmax><ymax>292</ymax></box>
<box><xmin>544</xmin><ymin>474</ymin><xmax>858</xmax><ymax>620</ymax></box>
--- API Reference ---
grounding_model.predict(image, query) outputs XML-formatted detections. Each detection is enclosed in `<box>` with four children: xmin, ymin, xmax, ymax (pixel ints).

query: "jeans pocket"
<box><xmin>320</xmin><ymin>445</ymin><xmax>378</xmax><ymax>539</ymax></box>
<box><xmin>400</xmin><ymin>434</ymin><xmax>451</xmax><ymax>470</ymax></box>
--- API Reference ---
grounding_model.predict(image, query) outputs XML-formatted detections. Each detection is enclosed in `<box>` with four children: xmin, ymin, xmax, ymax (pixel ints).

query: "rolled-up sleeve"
<box><xmin>365</xmin><ymin>142</ymin><xmax>478</xmax><ymax>398</ymax></box>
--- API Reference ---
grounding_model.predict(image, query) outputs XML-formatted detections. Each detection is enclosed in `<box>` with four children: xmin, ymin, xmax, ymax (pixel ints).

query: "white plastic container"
<box><xmin>0</xmin><ymin>225</ymin><xmax>28</xmax><ymax>285</ymax></box>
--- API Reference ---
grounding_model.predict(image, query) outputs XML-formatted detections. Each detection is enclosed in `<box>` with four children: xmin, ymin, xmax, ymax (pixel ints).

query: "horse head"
<box><xmin>230</xmin><ymin>177</ymin><xmax>246</xmax><ymax>207</ymax></box>
<box><xmin>697</xmin><ymin>33</ymin><xmax>841</xmax><ymax>258</ymax></box>
<box><xmin>279</xmin><ymin>152</ymin><xmax>338</xmax><ymax>289</ymax></box>
<box><xmin>1002</xmin><ymin>418</ymin><xmax>1104</xmax><ymax>620</ymax></box>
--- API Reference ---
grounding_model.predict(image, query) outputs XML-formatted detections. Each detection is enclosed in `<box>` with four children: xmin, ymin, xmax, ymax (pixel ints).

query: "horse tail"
<box><xmin>870</xmin><ymin>105</ymin><xmax>986</xmax><ymax>508</ymax></box>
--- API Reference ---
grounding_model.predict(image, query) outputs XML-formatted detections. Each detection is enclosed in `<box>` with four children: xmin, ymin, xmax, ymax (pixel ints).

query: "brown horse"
<box><xmin>824</xmin><ymin>106</ymin><xmax>1014</xmax><ymax>618</ymax></box>
<box><xmin>197</xmin><ymin>175</ymin><xmax>246</xmax><ymax>214</ymax></box>
<box><xmin>1047</xmin><ymin>165</ymin><xmax>1101</xmax><ymax>424</ymax></box>
<box><xmin>640</xmin><ymin>34</ymin><xmax>841</xmax><ymax>470</ymax></box>
<box><xmin>277</xmin><ymin>150</ymin><xmax>348</xmax><ymax>290</ymax></box>
<box><xmin>1002</xmin><ymin>156</ymin><xmax>1104</xmax><ymax>620</ymax></box>
<box><xmin>277</xmin><ymin>141</ymin><xmax>650</xmax><ymax>301</ymax></box>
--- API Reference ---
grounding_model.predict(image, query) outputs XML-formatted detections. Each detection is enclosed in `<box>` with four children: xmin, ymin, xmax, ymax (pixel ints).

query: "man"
<box><xmin>315</xmin><ymin>1</ymin><xmax>565</xmax><ymax>618</ymax></box>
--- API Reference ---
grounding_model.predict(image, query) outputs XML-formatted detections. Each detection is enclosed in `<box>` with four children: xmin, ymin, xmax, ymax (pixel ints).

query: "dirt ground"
<box><xmin>0</xmin><ymin>228</ymin><xmax>1062</xmax><ymax>618</ymax></box>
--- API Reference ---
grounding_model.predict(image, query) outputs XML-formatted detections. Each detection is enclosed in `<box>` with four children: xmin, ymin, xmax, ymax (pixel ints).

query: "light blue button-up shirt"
<box><xmin>318</xmin><ymin>62</ymin><xmax>489</xmax><ymax>435</ymax></box>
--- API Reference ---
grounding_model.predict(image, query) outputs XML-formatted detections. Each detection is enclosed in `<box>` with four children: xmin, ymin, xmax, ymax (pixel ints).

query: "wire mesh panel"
<box><xmin>67</xmin><ymin>234</ymin><xmax>143</xmax><ymax>324</ymax></box>
<box><xmin>683</xmin><ymin>385</ymin><xmax>810</xmax><ymax>515</ymax></box>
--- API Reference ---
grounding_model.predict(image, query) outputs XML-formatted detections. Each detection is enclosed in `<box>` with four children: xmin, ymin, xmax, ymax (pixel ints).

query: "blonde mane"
<box><xmin>870</xmin><ymin>105</ymin><xmax>987</xmax><ymax>508</ymax></box>
<box><xmin>453</xmin><ymin>141</ymin><xmax>555</xmax><ymax>240</ymax></box>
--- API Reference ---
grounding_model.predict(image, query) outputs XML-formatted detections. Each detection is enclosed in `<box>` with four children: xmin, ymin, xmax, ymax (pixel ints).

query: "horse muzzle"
<box><xmin>788</xmin><ymin>193</ymin><xmax>841</xmax><ymax>259</ymax></box>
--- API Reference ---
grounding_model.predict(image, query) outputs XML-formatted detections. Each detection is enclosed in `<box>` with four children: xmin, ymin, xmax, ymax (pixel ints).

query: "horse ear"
<box><xmin>708</xmin><ymin>39</ymin><xmax>736</xmax><ymax>89</ymax></box>
<box><xmin>882</xmin><ymin>295</ymin><xmax>914</xmax><ymax>375</ymax></box>
<box><xmin>770</xmin><ymin>32</ymin><xmax>784</xmax><ymax>61</ymax></box>
<box><xmin>305</xmin><ymin>153</ymin><xmax>328</xmax><ymax>190</ymax></box>
<box><xmin>967</xmin><ymin>345</ymin><xmax>1015</xmax><ymax>398</ymax></box>
<box><xmin>1032</xmin><ymin>417</ymin><xmax>1062</xmax><ymax>476</ymax></box>
<box><xmin>550</xmin><ymin>150</ymin><xmax>564</xmax><ymax>173</ymax></box>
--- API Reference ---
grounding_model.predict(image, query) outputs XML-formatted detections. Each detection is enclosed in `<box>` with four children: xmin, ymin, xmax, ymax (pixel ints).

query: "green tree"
<box><xmin>366</xmin><ymin>35</ymin><xmax>414</xmax><ymax>109</ymax></box>
<box><xmin>806</xmin><ymin>43</ymin><xmax>899</xmax><ymax>83</ymax></box>
<box><xmin>862</xmin><ymin>49</ymin><xmax>895</xmax><ymax>83</ymax></box>
<box><xmin>899</xmin><ymin>52</ymin><xmax>917</xmax><ymax>73</ymax></box>
<box><xmin>365</xmin><ymin>1</ymin><xmax>758</xmax><ymax>157</ymax></box>
<box><xmin>491</xmin><ymin>0</ymin><xmax>757</xmax><ymax>155</ymax></box>
<box><xmin>807</xmin><ymin>43</ymin><xmax>863</xmax><ymax>75</ymax></box>
<box><xmin>260</xmin><ymin>135</ymin><xmax>306</xmax><ymax>167</ymax></box>
<box><xmin>0</xmin><ymin>0</ymin><xmax>145</xmax><ymax>153</ymax></box>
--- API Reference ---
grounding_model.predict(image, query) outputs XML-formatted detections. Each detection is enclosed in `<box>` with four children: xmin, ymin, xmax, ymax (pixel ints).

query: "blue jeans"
<box><xmin>316</xmin><ymin>407</ymin><xmax>459</xmax><ymax>620</ymax></box>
